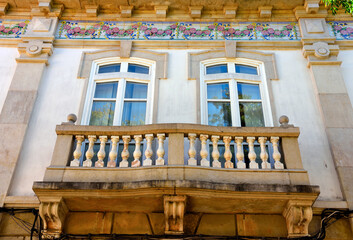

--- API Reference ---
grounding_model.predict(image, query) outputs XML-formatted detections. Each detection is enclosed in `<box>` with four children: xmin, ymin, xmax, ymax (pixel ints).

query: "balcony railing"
<box><xmin>44</xmin><ymin>117</ymin><xmax>309</xmax><ymax>186</ymax></box>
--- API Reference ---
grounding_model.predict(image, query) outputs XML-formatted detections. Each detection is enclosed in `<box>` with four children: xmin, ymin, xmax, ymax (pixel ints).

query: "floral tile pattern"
<box><xmin>56</xmin><ymin>21</ymin><xmax>300</xmax><ymax>40</ymax></box>
<box><xmin>0</xmin><ymin>20</ymin><xmax>29</xmax><ymax>38</ymax></box>
<box><xmin>328</xmin><ymin>21</ymin><xmax>353</xmax><ymax>40</ymax></box>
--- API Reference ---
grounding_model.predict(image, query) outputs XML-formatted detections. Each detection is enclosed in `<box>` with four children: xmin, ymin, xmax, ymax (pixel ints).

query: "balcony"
<box><xmin>33</xmin><ymin>117</ymin><xmax>319</xmax><ymax>238</ymax></box>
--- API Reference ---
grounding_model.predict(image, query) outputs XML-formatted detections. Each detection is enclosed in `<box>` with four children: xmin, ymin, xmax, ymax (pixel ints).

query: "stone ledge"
<box><xmin>33</xmin><ymin>180</ymin><xmax>320</xmax><ymax>194</ymax></box>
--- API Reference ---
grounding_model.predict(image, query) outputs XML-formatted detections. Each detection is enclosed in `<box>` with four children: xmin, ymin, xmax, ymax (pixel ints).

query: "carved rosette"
<box><xmin>39</xmin><ymin>198</ymin><xmax>68</xmax><ymax>239</ymax></box>
<box><xmin>164</xmin><ymin>195</ymin><xmax>187</xmax><ymax>234</ymax></box>
<box><xmin>283</xmin><ymin>200</ymin><xmax>313</xmax><ymax>238</ymax></box>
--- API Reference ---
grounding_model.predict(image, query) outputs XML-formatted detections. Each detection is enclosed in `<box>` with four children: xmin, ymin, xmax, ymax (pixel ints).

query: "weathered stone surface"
<box><xmin>237</xmin><ymin>214</ymin><xmax>287</xmax><ymax>237</ymax></box>
<box><xmin>196</xmin><ymin>214</ymin><xmax>236</xmax><ymax>236</ymax></box>
<box><xmin>112</xmin><ymin>212</ymin><xmax>152</xmax><ymax>234</ymax></box>
<box><xmin>148</xmin><ymin>213</ymin><xmax>164</xmax><ymax>235</ymax></box>
<box><xmin>64</xmin><ymin>212</ymin><xmax>113</xmax><ymax>234</ymax></box>
<box><xmin>326</xmin><ymin>128</ymin><xmax>353</xmax><ymax>167</ymax></box>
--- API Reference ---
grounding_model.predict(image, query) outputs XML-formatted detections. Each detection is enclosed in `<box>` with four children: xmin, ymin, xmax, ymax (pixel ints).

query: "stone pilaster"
<box><xmin>0</xmin><ymin>17</ymin><xmax>57</xmax><ymax>210</ymax></box>
<box><xmin>299</xmin><ymin>17</ymin><xmax>353</xmax><ymax>210</ymax></box>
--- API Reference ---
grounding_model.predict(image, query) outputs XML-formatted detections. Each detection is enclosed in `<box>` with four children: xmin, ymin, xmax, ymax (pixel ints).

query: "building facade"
<box><xmin>0</xmin><ymin>0</ymin><xmax>353</xmax><ymax>239</ymax></box>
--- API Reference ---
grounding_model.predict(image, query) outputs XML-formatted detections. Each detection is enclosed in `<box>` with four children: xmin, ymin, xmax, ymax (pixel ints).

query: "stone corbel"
<box><xmin>39</xmin><ymin>198</ymin><xmax>68</xmax><ymax>239</ymax></box>
<box><xmin>155</xmin><ymin>6</ymin><xmax>168</xmax><ymax>19</ymax></box>
<box><xmin>304</xmin><ymin>0</ymin><xmax>320</xmax><ymax>14</ymax></box>
<box><xmin>258</xmin><ymin>6</ymin><xmax>273</xmax><ymax>18</ymax></box>
<box><xmin>85</xmin><ymin>5</ymin><xmax>99</xmax><ymax>17</ymax></box>
<box><xmin>223</xmin><ymin>5</ymin><xmax>238</xmax><ymax>18</ymax></box>
<box><xmin>164</xmin><ymin>195</ymin><xmax>186</xmax><ymax>234</ymax></box>
<box><xmin>17</xmin><ymin>40</ymin><xmax>53</xmax><ymax>64</ymax></box>
<box><xmin>189</xmin><ymin>6</ymin><xmax>203</xmax><ymax>18</ymax></box>
<box><xmin>283</xmin><ymin>200</ymin><xmax>313</xmax><ymax>238</ymax></box>
<box><xmin>120</xmin><ymin>6</ymin><xmax>133</xmax><ymax>18</ymax></box>
<box><xmin>0</xmin><ymin>3</ymin><xmax>9</xmax><ymax>16</ymax></box>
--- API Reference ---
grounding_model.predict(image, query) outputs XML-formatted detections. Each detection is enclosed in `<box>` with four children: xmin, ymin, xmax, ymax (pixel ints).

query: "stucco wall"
<box><xmin>8</xmin><ymin>48</ymin><xmax>344</xmax><ymax>202</ymax></box>
<box><xmin>271</xmin><ymin>50</ymin><xmax>343</xmax><ymax>201</ymax></box>
<box><xmin>8</xmin><ymin>48</ymin><xmax>96</xmax><ymax>196</ymax></box>
<box><xmin>0</xmin><ymin>47</ymin><xmax>19</xmax><ymax>113</ymax></box>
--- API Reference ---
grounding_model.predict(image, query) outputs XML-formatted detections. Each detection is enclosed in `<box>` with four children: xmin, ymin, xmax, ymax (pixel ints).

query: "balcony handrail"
<box><xmin>56</xmin><ymin>123</ymin><xmax>300</xmax><ymax>138</ymax></box>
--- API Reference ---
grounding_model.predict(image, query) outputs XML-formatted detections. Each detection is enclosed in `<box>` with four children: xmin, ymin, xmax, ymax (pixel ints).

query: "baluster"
<box><xmin>271</xmin><ymin>137</ymin><xmax>284</xmax><ymax>169</ymax></box>
<box><xmin>143</xmin><ymin>134</ymin><xmax>154</xmax><ymax>166</ymax></box>
<box><xmin>258</xmin><ymin>137</ymin><xmax>271</xmax><ymax>169</ymax></box>
<box><xmin>223</xmin><ymin>136</ymin><xmax>233</xmax><ymax>168</ymax></box>
<box><xmin>120</xmin><ymin>136</ymin><xmax>131</xmax><ymax>167</ymax></box>
<box><xmin>188</xmin><ymin>133</ymin><xmax>197</xmax><ymax>166</ymax></box>
<box><xmin>200</xmin><ymin>134</ymin><xmax>209</xmax><ymax>166</ymax></box>
<box><xmin>70</xmin><ymin>135</ymin><xmax>84</xmax><ymax>166</ymax></box>
<box><xmin>83</xmin><ymin>135</ymin><xmax>96</xmax><ymax>167</ymax></box>
<box><xmin>211</xmin><ymin>135</ymin><xmax>221</xmax><ymax>168</ymax></box>
<box><xmin>95</xmin><ymin>136</ymin><xmax>108</xmax><ymax>167</ymax></box>
<box><xmin>132</xmin><ymin>135</ymin><xmax>142</xmax><ymax>167</ymax></box>
<box><xmin>235</xmin><ymin>137</ymin><xmax>245</xmax><ymax>169</ymax></box>
<box><xmin>107</xmin><ymin>136</ymin><xmax>119</xmax><ymax>167</ymax></box>
<box><xmin>156</xmin><ymin>133</ymin><xmax>165</xmax><ymax>165</ymax></box>
<box><xmin>247</xmin><ymin>137</ymin><xmax>258</xmax><ymax>169</ymax></box>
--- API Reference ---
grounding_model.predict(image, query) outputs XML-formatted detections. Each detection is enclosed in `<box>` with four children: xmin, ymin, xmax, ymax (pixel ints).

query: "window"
<box><xmin>202</xmin><ymin>60</ymin><xmax>273</xmax><ymax>127</ymax></box>
<box><xmin>82</xmin><ymin>59</ymin><xmax>155</xmax><ymax>126</ymax></box>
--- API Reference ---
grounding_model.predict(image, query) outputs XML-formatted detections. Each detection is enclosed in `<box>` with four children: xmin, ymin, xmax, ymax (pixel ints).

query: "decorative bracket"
<box><xmin>164</xmin><ymin>195</ymin><xmax>187</xmax><ymax>234</ymax></box>
<box><xmin>283</xmin><ymin>200</ymin><xmax>313</xmax><ymax>238</ymax></box>
<box><xmin>39</xmin><ymin>198</ymin><xmax>68</xmax><ymax>239</ymax></box>
<box><xmin>258</xmin><ymin>6</ymin><xmax>273</xmax><ymax>18</ymax></box>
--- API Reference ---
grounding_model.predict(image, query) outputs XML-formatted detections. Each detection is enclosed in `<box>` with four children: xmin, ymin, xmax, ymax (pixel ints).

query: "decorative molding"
<box><xmin>258</xmin><ymin>6</ymin><xmax>273</xmax><ymax>18</ymax></box>
<box><xmin>0</xmin><ymin>3</ymin><xmax>9</xmax><ymax>16</ymax></box>
<box><xmin>223</xmin><ymin>6</ymin><xmax>238</xmax><ymax>19</ymax></box>
<box><xmin>120</xmin><ymin>6</ymin><xmax>133</xmax><ymax>18</ymax></box>
<box><xmin>304</xmin><ymin>0</ymin><xmax>320</xmax><ymax>14</ymax></box>
<box><xmin>283</xmin><ymin>200</ymin><xmax>313</xmax><ymax>238</ymax></box>
<box><xmin>155</xmin><ymin>6</ymin><xmax>168</xmax><ymax>19</ymax></box>
<box><xmin>0</xmin><ymin>20</ymin><xmax>29</xmax><ymax>39</ymax></box>
<box><xmin>55</xmin><ymin>21</ymin><xmax>300</xmax><ymax>41</ymax></box>
<box><xmin>85</xmin><ymin>5</ymin><xmax>99</xmax><ymax>17</ymax></box>
<box><xmin>39</xmin><ymin>198</ymin><xmax>68</xmax><ymax>239</ymax></box>
<box><xmin>164</xmin><ymin>195</ymin><xmax>186</xmax><ymax>234</ymax></box>
<box><xmin>189</xmin><ymin>6</ymin><xmax>203</xmax><ymax>18</ymax></box>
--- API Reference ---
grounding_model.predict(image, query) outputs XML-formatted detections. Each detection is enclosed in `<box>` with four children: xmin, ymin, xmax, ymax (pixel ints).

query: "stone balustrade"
<box><xmin>45</xmin><ymin>122</ymin><xmax>308</xmax><ymax>185</ymax></box>
<box><xmin>68</xmin><ymin>132</ymin><xmax>285</xmax><ymax>170</ymax></box>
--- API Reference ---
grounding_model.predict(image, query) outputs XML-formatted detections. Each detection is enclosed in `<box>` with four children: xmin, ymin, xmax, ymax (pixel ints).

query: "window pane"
<box><xmin>208</xmin><ymin>102</ymin><xmax>232</xmax><ymax>126</ymax></box>
<box><xmin>98</xmin><ymin>64</ymin><xmax>121</xmax><ymax>74</ymax></box>
<box><xmin>128</xmin><ymin>64</ymin><xmax>149</xmax><ymax>74</ymax></box>
<box><xmin>237</xmin><ymin>83</ymin><xmax>261</xmax><ymax>100</ymax></box>
<box><xmin>207</xmin><ymin>83</ymin><xmax>230</xmax><ymax>100</ymax></box>
<box><xmin>206</xmin><ymin>64</ymin><xmax>228</xmax><ymax>74</ymax></box>
<box><xmin>239</xmin><ymin>102</ymin><xmax>264</xmax><ymax>127</ymax></box>
<box><xmin>94</xmin><ymin>83</ymin><xmax>118</xmax><ymax>98</ymax></box>
<box><xmin>235</xmin><ymin>64</ymin><xmax>258</xmax><ymax>75</ymax></box>
<box><xmin>89</xmin><ymin>101</ymin><xmax>115</xmax><ymax>126</ymax></box>
<box><xmin>125</xmin><ymin>82</ymin><xmax>148</xmax><ymax>99</ymax></box>
<box><xmin>122</xmin><ymin>102</ymin><xmax>146</xmax><ymax>126</ymax></box>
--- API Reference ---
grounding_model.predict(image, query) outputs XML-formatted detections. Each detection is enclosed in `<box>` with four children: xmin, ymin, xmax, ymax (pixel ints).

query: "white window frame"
<box><xmin>200</xmin><ymin>58</ymin><xmax>273</xmax><ymax>127</ymax></box>
<box><xmin>81</xmin><ymin>57</ymin><xmax>156</xmax><ymax>126</ymax></box>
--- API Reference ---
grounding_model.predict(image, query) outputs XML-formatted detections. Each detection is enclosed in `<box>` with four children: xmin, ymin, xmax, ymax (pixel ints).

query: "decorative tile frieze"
<box><xmin>328</xmin><ymin>21</ymin><xmax>353</xmax><ymax>40</ymax></box>
<box><xmin>0</xmin><ymin>20</ymin><xmax>29</xmax><ymax>38</ymax></box>
<box><xmin>55</xmin><ymin>20</ymin><xmax>300</xmax><ymax>40</ymax></box>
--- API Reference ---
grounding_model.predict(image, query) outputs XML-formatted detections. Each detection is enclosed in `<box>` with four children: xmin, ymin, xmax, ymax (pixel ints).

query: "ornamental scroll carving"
<box><xmin>39</xmin><ymin>198</ymin><xmax>68</xmax><ymax>239</ymax></box>
<box><xmin>164</xmin><ymin>195</ymin><xmax>187</xmax><ymax>234</ymax></box>
<box><xmin>283</xmin><ymin>200</ymin><xmax>313</xmax><ymax>238</ymax></box>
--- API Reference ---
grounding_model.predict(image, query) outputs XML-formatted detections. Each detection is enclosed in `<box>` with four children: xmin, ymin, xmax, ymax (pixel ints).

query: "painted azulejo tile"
<box><xmin>0</xmin><ymin>20</ymin><xmax>29</xmax><ymax>38</ymax></box>
<box><xmin>56</xmin><ymin>21</ymin><xmax>300</xmax><ymax>41</ymax></box>
<box><xmin>328</xmin><ymin>21</ymin><xmax>353</xmax><ymax>40</ymax></box>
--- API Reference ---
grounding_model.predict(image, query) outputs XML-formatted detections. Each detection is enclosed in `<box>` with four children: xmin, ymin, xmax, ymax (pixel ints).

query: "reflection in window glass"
<box><xmin>98</xmin><ymin>64</ymin><xmax>121</xmax><ymax>74</ymax></box>
<box><xmin>206</xmin><ymin>64</ymin><xmax>228</xmax><ymax>74</ymax></box>
<box><xmin>122</xmin><ymin>102</ymin><xmax>146</xmax><ymax>126</ymax></box>
<box><xmin>235</xmin><ymin>64</ymin><xmax>258</xmax><ymax>75</ymax></box>
<box><xmin>89</xmin><ymin>101</ymin><xmax>115</xmax><ymax>126</ymax></box>
<box><xmin>237</xmin><ymin>83</ymin><xmax>261</xmax><ymax>100</ymax></box>
<box><xmin>125</xmin><ymin>82</ymin><xmax>148</xmax><ymax>99</ymax></box>
<box><xmin>208</xmin><ymin>102</ymin><xmax>232</xmax><ymax>126</ymax></box>
<box><xmin>207</xmin><ymin>83</ymin><xmax>230</xmax><ymax>99</ymax></box>
<box><xmin>239</xmin><ymin>102</ymin><xmax>264</xmax><ymax>127</ymax></box>
<box><xmin>94</xmin><ymin>83</ymin><xmax>118</xmax><ymax>98</ymax></box>
<box><xmin>128</xmin><ymin>64</ymin><xmax>149</xmax><ymax>74</ymax></box>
